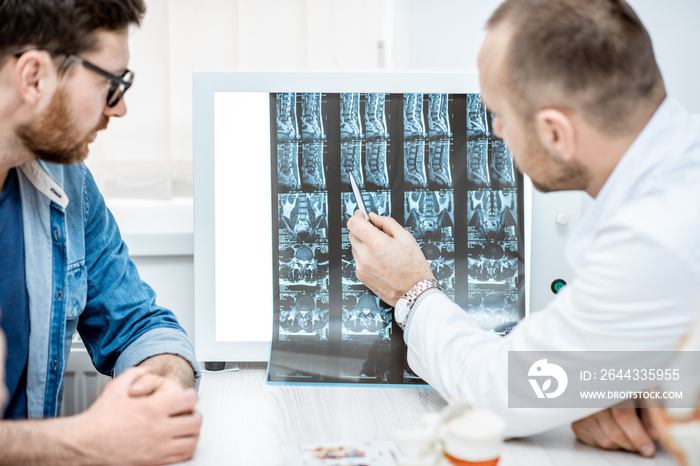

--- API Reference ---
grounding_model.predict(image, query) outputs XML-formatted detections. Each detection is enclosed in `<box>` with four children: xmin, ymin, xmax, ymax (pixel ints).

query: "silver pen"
<box><xmin>349</xmin><ymin>172</ymin><xmax>369</xmax><ymax>221</ymax></box>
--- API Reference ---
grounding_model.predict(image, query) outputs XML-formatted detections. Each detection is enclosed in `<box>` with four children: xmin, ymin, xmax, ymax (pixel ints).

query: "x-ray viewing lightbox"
<box><xmin>193</xmin><ymin>71</ymin><xmax>584</xmax><ymax>366</ymax></box>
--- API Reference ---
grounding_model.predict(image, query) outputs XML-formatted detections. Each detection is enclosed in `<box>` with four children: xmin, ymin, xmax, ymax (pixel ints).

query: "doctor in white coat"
<box><xmin>348</xmin><ymin>0</ymin><xmax>700</xmax><ymax>457</ymax></box>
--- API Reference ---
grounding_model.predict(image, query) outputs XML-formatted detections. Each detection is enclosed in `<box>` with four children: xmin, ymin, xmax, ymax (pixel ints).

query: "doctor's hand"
<box><xmin>571</xmin><ymin>399</ymin><xmax>658</xmax><ymax>457</ymax></box>
<box><xmin>347</xmin><ymin>211</ymin><xmax>435</xmax><ymax>306</ymax></box>
<box><xmin>71</xmin><ymin>367</ymin><xmax>202</xmax><ymax>466</ymax></box>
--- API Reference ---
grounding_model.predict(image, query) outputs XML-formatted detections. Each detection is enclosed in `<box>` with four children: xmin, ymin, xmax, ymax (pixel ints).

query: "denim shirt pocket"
<box><xmin>65</xmin><ymin>260</ymin><xmax>87</xmax><ymax>338</ymax></box>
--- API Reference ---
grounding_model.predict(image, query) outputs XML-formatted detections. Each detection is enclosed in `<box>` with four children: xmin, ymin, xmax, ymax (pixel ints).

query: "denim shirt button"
<box><xmin>57</xmin><ymin>289</ymin><xmax>62</xmax><ymax>302</ymax></box>
<box><xmin>52</xmin><ymin>358</ymin><xmax>58</xmax><ymax>372</ymax></box>
<box><xmin>53</xmin><ymin>228</ymin><xmax>59</xmax><ymax>242</ymax></box>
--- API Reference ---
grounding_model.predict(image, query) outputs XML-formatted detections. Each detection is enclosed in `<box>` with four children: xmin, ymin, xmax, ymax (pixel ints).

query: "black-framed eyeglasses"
<box><xmin>13</xmin><ymin>49</ymin><xmax>134</xmax><ymax>108</ymax></box>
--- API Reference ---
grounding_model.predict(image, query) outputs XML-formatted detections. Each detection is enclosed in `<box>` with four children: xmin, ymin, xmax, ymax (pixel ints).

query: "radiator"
<box><xmin>61</xmin><ymin>339</ymin><xmax>110</xmax><ymax>416</ymax></box>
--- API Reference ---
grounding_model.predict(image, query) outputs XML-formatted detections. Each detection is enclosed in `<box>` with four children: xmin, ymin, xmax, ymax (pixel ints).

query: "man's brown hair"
<box><xmin>0</xmin><ymin>0</ymin><xmax>146</xmax><ymax>73</ymax></box>
<box><xmin>487</xmin><ymin>0</ymin><xmax>665</xmax><ymax>133</ymax></box>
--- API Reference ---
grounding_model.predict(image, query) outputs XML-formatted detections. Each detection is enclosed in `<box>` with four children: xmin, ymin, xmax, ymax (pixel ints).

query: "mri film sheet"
<box><xmin>268</xmin><ymin>93</ymin><xmax>524</xmax><ymax>385</ymax></box>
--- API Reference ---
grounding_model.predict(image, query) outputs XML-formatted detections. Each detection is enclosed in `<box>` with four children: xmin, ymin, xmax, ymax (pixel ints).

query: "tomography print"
<box><xmin>364</xmin><ymin>93</ymin><xmax>390</xmax><ymax>189</ymax></box>
<box><xmin>403</xmin><ymin>93</ymin><xmax>428</xmax><ymax>189</ymax></box>
<box><xmin>300</xmin><ymin>93</ymin><xmax>327</xmax><ymax>191</ymax></box>
<box><xmin>268</xmin><ymin>91</ymin><xmax>524</xmax><ymax>385</ymax></box>
<box><xmin>405</xmin><ymin>191</ymin><xmax>454</xmax><ymax>243</ymax></box>
<box><xmin>427</xmin><ymin>93</ymin><xmax>453</xmax><ymax>189</ymax></box>
<box><xmin>340</xmin><ymin>92</ymin><xmax>364</xmax><ymax>188</ymax></box>
<box><xmin>466</xmin><ymin>91</ymin><xmax>521</xmax><ymax>332</ymax></box>
<box><xmin>339</xmin><ymin>93</ymin><xmax>394</xmax><ymax>379</ymax></box>
<box><xmin>467</xmin><ymin>190</ymin><xmax>517</xmax><ymax>243</ymax></box>
<box><xmin>278</xmin><ymin>193</ymin><xmax>328</xmax><ymax>244</ymax></box>
<box><xmin>342</xmin><ymin>293</ymin><xmax>392</xmax><ymax>341</ymax></box>
<box><xmin>491</xmin><ymin>139</ymin><xmax>516</xmax><ymax>189</ymax></box>
<box><xmin>404</xmin><ymin>189</ymin><xmax>456</xmax><ymax>301</ymax></box>
<box><xmin>276</xmin><ymin>93</ymin><xmax>328</xmax><ymax>192</ymax></box>
<box><xmin>276</xmin><ymin>93</ymin><xmax>301</xmax><ymax>191</ymax></box>
<box><xmin>466</xmin><ymin>94</ymin><xmax>491</xmax><ymax>139</ymax></box>
<box><xmin>467</xmin><ymin>139</ymin><xmax>490</xmax><ymax>188</ymax></box>
<box><xmin>279</xmin><ymin>293</ymin><xmax>329</xmax><ymax>341</ymax></box>
<box><xmin>401</xmin><ymin>94</ymin><xmax>457</xmax><ymax>311</ymax></box>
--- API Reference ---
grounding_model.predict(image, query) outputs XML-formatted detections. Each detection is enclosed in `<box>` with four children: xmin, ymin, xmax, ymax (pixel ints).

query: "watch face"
<box><xmin>395</xmin><ymin>298</ymin><xmax>409</xmax><ymax>324</ymax></box>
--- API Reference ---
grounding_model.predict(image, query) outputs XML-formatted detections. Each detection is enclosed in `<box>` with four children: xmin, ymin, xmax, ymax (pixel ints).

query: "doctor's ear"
<box><xmin>13</xmin><ymin>50</ymin><xmax>57</xmax><ymax>107</ymax></box>
<box><xmin>534</xmin><ymin>108</ymin><xmax>575</xmax><ymax>161</ymax></box>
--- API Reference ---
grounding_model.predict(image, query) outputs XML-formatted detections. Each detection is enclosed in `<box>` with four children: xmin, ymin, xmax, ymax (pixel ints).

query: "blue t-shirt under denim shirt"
<box><xmin>0</xmin><ymin>168</ymin><xmax>29</xmax><ymax>418</ymax></box>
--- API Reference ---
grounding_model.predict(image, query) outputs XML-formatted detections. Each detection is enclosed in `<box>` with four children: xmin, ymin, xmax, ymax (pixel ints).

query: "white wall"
<box><xmin>88</xmin><ymin>0</ymin><xmax>400</xmax><ymax>199</ymax></box>
<box><xmin>403</xmin><ymin>0</ymin><xmax>700</xmax><ymax>112</ymax></box>
<box><xmin>630</xmin><ymin>0</ymin><xmax>700</xmax><ymax>113</ymax></box>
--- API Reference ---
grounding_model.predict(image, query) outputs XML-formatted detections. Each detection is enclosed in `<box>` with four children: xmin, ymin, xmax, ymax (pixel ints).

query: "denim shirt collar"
<box><xmin>19</xmin><ymin>160</ymin><xmax>69</xmax><ymax>209</ymax></box>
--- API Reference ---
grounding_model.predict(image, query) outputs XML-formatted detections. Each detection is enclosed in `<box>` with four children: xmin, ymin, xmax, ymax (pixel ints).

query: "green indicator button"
<box><xmin>551</xmin><ymin>279</ymin><xmax>567</xmax><ymax>294</ymax></box>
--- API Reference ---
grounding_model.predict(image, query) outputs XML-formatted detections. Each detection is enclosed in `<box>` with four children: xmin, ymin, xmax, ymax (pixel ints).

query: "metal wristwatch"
<box><xmin>394</xmin><ymin>278</ymin><xmax>442</xmax><ymax>331</ymax></box>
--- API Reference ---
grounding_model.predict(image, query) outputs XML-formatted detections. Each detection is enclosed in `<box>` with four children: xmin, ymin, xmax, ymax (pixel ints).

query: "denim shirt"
<box><xmin>16</xmin><ymin>160</ymin><xmax>201</xmax><ymax>418</ymax></box>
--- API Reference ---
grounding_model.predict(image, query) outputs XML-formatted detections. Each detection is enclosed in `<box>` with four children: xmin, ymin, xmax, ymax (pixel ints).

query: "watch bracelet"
<box><xmin>403</xmin><ymin>287</ymin><xmax>444</xmax><ymax>344</ymax></box>
<box><xmin>396</xmin><ymin>279</ymin><xmax>442</xmax><ymax>332</ymax></box>
<box><xmin>402</xmin><ymin>278</ymin><xmax>442</xmax><ymax>308</ymax></box>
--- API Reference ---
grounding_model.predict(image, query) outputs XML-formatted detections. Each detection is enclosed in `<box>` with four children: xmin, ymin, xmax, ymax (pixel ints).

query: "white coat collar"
<box><xmin>565</xmin><ymin>96</ymin><xmax>690</xmax><ymax>268</ymax></box>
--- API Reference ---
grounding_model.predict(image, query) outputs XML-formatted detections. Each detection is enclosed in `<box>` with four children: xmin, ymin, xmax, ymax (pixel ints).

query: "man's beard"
<box><xmin>519</xmin><ymin>123</ymin><xmax>590</xmax><ymax>193</ymax></box>
<box><xmin>16</xmin><ymin>86</ymin><xmax>109</xmax><ymax>165</ymax></box>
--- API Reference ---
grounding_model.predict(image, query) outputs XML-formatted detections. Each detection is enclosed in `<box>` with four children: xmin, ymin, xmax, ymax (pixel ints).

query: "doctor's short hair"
<box><xmin>0</xmin><ymin>0</ymin><xmax>146</xmax><ymax>73</ymax></box>
<box><xmin>487</xmin><ymin>0</ymin><xmax>665</xmax><ymax>134</ymax></box>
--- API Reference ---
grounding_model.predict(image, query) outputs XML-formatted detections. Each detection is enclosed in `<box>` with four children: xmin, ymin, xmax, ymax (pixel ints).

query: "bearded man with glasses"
<box><xmin>0</xmin><ymin>1</ymin><xmax>201</xmax><ymax>464</ymax></box>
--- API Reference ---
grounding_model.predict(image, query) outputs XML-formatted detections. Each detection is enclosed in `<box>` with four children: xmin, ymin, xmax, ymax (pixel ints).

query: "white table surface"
<box><xmin>178</xmin><ymin>362</ymin><xmax>676</xmax><ymax>466</ymax></box>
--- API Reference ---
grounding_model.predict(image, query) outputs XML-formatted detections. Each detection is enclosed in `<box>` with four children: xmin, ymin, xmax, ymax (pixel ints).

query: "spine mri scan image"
<box><xmin>269</xmin><ymin>92</ymin><xmax>522</xmax><ymax>385</ymax></box>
